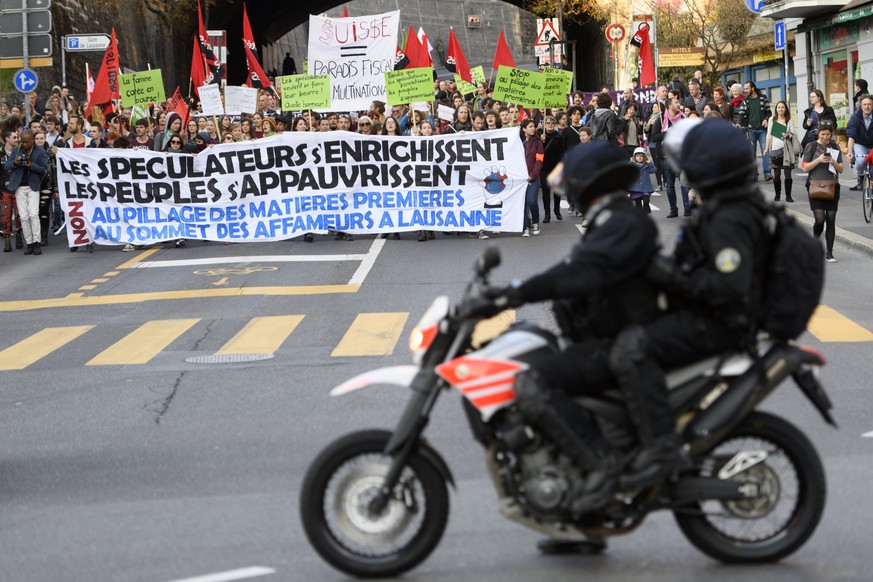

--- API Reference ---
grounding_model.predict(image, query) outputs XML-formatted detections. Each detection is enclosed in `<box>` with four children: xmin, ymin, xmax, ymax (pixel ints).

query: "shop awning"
<box><xmin>797</xmin><ymin>2</ymin><xmax>873</xmax><ymax>32</ymax></box>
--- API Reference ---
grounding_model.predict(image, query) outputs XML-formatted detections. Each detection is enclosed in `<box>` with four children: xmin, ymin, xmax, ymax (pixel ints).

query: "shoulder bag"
<box><xmin>809</xmin><ymin>178</ymin><xmax>835</xmax><ymax>200</ymax></box>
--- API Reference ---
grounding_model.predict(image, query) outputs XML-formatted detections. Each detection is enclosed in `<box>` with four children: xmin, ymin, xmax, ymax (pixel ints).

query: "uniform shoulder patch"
<box><xmin>715</xmin><ymin>247</ymin><xmax>741</xmax><ymax>273</ymax></box>
<box><xmin>594</xmin><ymin>209</ymin><xmax>612</xmax><ymax>227</ymax></box>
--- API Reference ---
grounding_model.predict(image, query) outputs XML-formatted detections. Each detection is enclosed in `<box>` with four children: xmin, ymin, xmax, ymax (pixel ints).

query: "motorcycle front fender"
<box><xmin>330</xmin><ymin>365</ymin><xmax>420</xmax><ymax>396</ymax></box>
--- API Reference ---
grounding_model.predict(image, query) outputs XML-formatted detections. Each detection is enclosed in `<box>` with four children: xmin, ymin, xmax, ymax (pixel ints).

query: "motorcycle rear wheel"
<box><xmin>674</xmin><ymin>411</ymin><xmax>826</xmax><ymax>563</ymax></box>
<box><xmin>300</xmin><ymin>430</ymin><xmax>449</xmax><ymax>578</ymax></box>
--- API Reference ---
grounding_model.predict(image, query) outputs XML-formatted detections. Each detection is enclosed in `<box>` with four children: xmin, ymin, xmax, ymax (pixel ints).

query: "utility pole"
<box><xmin>22</xmin><ymin>0</ymin><xmax>30</xmax><ymax>125</ymax></box>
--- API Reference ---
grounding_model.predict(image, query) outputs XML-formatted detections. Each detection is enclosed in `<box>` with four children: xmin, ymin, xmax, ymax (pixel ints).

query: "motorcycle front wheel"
<box><xmin>300</xmin><ymin>430</ymin><xmax>449</xmax><ymax>578</ymax></box>
<box><xmin>674</xmin><ymin>411</ymin><xmax>826</xmax><ymax>563</ymax></box>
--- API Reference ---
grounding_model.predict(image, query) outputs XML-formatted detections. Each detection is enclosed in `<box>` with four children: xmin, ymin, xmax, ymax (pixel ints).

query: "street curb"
<box><xmin>783</xmin><ymin>207</ymin><xmax>873</xmax><ymax>257</ymax></box>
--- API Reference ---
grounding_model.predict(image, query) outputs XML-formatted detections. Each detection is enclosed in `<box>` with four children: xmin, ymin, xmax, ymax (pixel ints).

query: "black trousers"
<box><xmin>534</xmin><ymin>311</ymin><xmax>747</xmax><ymax>440</ymax></box>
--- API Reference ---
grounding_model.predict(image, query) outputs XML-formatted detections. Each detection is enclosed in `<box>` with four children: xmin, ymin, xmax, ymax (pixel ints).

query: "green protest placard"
<box><xmin>492</xmin><ymin>66</ymin><xmax>544</xmax><ymax>109</ymax></box>
<box><xmin>470</xmin><ymin>66</ymin><xmax>486</xmax><ymax>85</ymax></box>
<box><xmin>542</xmin><ymin>68</ymin><xmax>573</xmax><ymax>108</ymax></box>
<box><xmin>454</xmin><ymin>74</ymin><xmax>477</xmax><ymax>96</ymax></box>
<box><xmin>384</xmin><ymin>68</ymin><xmax>434</xmax><ymax>106</ymax></box>
<box><xmin>118</xmin><ymin>69</ymin><xmax>166</xmax><ymax>107</ymax></box>
<box><xmin>279</xmin><ymin>74</ymin><xmax>331</xmax><ymax>111</ymax></box>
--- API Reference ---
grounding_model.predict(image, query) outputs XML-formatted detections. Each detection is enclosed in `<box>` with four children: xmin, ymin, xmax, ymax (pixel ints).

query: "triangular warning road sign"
<box><xmin>535</xmin><ymin>20</ymin><xmax>560</xmax><ymax>46</ymax></box>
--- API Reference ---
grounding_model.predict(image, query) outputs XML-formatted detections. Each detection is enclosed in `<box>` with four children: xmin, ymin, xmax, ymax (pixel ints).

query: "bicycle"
<box><xmin>862</xmin><ymin>169</ymin><xmax>873</xmax><ymax>224</ymax></box>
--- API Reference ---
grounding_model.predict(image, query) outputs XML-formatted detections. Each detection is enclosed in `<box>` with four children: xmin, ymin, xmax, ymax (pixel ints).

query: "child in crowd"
<box><xmin>629</xmin><ymin>147</ymin><xmax>656</xmax><ymax>214</ymax></box>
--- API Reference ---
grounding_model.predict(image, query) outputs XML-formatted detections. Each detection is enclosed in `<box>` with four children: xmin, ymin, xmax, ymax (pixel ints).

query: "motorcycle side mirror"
<box><xmin>475</xmin><ymin>246</ymin><xmax>501</xmax><ymax>277</ymax></box>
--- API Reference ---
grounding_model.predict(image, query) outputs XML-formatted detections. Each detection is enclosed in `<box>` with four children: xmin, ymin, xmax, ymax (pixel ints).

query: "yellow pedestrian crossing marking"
<box><xmin>331</xmin><ymin>313</ymin><xmax>409</xmax><ymax>357</ymax></box>
<box><xmin>0</xmin><ymin>326</ymin><xmax>94</xmax><ymax>371</ymax></box>
<box><xmin>216</xmin><ymin>315</ymin><xmax>304</xmax><ymax>355</ymax></box>
<box><xmin>472</xmin><ymin>310</ymin><xmax>516</xmax><ymax>348</ymax></box>
<box><xmin>2</xmin><ymin>305</ymin><xmax>872</xmax><ymax>373</ymax></box>
<box><xmin>807</xmin><ymin>306</ymin><xmax>873</xmax><ymax>342</ymax></box>
<box><xmin>86</xmin><ymin>319</ymin><xmax>200</xmax><ymax>366</ymax></box>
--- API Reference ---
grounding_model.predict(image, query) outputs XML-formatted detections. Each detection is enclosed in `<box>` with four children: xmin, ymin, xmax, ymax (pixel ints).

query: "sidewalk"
<box><xmin>756</xmin><ymin>163</ymin><xmax>873</xmax><ymax>257</ymax></box>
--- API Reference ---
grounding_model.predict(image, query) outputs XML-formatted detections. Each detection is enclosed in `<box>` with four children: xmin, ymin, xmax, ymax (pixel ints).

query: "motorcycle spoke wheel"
<box><xmin>300</xmin><ymin>430</ymin><xmax>449</xmax><ymax>578</ymax></box>
<box><xmin>674</xmin><ymin>412</ymin><xmax>826</xmax><ymax>564</ymax></box>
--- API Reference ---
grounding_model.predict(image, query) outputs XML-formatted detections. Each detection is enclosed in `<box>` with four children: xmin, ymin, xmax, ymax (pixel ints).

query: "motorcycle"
<box><xmin>300</xmin><ymin>247</ymin><xmax>836</xmax><ymax>578</ymax></box>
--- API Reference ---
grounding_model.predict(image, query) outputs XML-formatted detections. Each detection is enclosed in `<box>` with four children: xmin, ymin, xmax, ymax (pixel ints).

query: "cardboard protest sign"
<box><xmin>279</xmin><ymin>75</ymin><xmax>332</xmax><ymax>111</ymax></box>
<box><xmin>308</xmin><ymin>10</ymin><xmax>399</xmax><ymax>111</ymax></box>
<box><xmin>470</xmin><ymin>66</ymin><xmax>486</xmax><ymax>85</ymax></box>
<box><xmin>385</xmin><ymin>68</ymin><xmax>434</xmax><ymax>106</ymax></box>
<box><xmin>454</xmin><ymin>74</ymin><xmax>477</xmax><ymax>96</ymax></box>
<box><xmin>437</xmin><ymin>104</ymin><xmax>455</xmax><ymax>122</ymax></box>
<box><xmin>118</xmin><ymin>69</ymin><xmax>166</xmax><ymax>107</ymax></box>
<box><xmin>224</xmin><ymin>86</ymin><xmax>259</xmax><ymax>115</ymax></box>
<box><xmin>492</xmin><ymin>66</ymin><xmax>544</xmax><ymax>109</ymax></box>
<box><xmin>56</xmin><ymin>128</ymin><xmax>528</xmax><ymax>245</ymax></box>
<box><xmin>542</xmin><ymin>68</ymin><xmax>573</xmax><ymax>108</ymax></box>
<box><xmin>198</xmin><ymin>84</ymin><xmax>224</xmax><ymax>116</ymax></box>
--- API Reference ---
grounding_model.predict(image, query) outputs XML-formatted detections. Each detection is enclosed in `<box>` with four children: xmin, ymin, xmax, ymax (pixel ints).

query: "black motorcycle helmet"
<box><xmin>560</xmin><ymin>142</ymin><xmax>639</xmax><ymax>212</ymax></box>
<box><xmin>669</xmin><ymin>118</ymin><xmax>755</xmax><ymax>194</ymax></box>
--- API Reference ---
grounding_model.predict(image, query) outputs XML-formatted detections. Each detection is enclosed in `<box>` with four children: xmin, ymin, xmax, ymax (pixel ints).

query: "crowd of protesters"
<box><xmin>0</xmin><ymin>72</ymin><xmax>861</xmax><ymax>258</ymax></box>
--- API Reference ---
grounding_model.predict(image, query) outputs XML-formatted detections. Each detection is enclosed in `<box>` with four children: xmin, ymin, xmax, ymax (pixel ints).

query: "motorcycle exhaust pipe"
<box><xmin>684</xmin><ymin>346</ymin><xmax>800</xmax><ymax>456</ymax></box>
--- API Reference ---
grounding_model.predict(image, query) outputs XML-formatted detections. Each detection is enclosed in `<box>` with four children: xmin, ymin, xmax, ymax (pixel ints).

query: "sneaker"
<box><xmin>522</xmin><ymin>228</ymin><xmax>531</xmax><ymax>238</ymax></box>
<box><xmin>122</xmin><ymin>243</ymin><xmax>135</xmax><ymax>252</ymax></box>
<box><xmin>478</xmin><ymin>231</ymin><xmax>490</xmax><ymax>239</ymax></box>
<box><xmin>174</xmin><ymin>239</ymin><xmax>187</xmax><ymax>248</ymax></box>
<box><xmin>579</xmin><ymin>219</ymin><xmax>589</xmax><ymax>228</ymax></box>
<box><xmin>826</xmin><ymin>255</ymin><xmax>837</xmax><ymax>263</ymax></box>
<box><xmin>532</xmin><ymin>223</ymin><xmax>541</xmax><ymax>235</ymax></box>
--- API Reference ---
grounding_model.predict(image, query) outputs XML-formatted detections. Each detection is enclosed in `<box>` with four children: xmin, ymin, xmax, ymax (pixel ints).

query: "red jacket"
<box><xmin>524</xmin><ymin>137</ymin><xmax>544</xmax><ymax>181</ymax></box>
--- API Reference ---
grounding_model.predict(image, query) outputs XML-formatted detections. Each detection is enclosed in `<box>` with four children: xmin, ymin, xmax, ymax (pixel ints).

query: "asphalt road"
<box><xmin>1</xmin><ymin>198</ymin><xmax>872</xmax><ymax>582</ymax></box>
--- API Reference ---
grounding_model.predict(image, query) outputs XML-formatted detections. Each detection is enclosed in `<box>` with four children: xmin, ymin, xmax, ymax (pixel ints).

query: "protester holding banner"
<box><xmin>522</xmin><ymin>119</ymin><xmax>544</xmax><ymax>238</ymax></box>
<box><xmin>154</xmin><ymin>113</ymin><xmax>184</xmax><ymax>152</ymax></box>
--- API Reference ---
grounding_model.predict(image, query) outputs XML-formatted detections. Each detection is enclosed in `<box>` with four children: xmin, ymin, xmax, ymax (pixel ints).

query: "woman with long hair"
<box><xmin>520</xmin><ymin>118</ymin><xmax>543</xmax><ymax>237</ymax></box>
<box><xmin>252</xmin><ymin>112</ymin><xmax>264</xmax><ymax>139</ymax></box>
<box><xmin>802</xmin><ymin>89</ymin><xmax>837</xmax><ymax>148</ymax></box>
<box><xmin>765</xmin><ymin>100</ymin><xmax>798</xmax><ymax>202</ymax></box>
<box><xmin>801</xmin><ymin>121</ymin><xmax>843</xmax><ymax>262</ymax></box>
<box><xmin>219</xmin><ymin>115</ymin><xmax>233</xmax><ymax>135</ymax></box>
<box><xmin>291</xmin><ymin>116</ymin><xmax>309</xmax><ymax>132</ymax></box>
<box><xmin>240</xmin><ymin>118</ymin><xmax>255</xmax><ymax>141</ymax></box>
<box><xmin>381</xmin><ymin>116</ymin><xmax>401</xmax><ymax>136</ymax></box>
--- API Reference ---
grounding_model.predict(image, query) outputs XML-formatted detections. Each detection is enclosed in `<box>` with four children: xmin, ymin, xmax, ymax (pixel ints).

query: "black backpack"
<box><xmin>756</xmin><ymin>200</ymin><xmax>825</xmax><ymax>340</ymax></box>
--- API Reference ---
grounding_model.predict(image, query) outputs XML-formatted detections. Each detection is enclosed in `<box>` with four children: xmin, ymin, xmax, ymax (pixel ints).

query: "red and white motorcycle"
<box><xmin>300</xmin><ymin>248</ymin><xmax>835</xmax><ymax>578</ymax></box>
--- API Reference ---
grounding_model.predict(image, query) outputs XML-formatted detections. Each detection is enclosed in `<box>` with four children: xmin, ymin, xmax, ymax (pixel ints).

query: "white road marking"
<box><xmin>576</xmin><ymin>224</ymin><xmax>586</xmax><ymax>235</ymax></box>
<box><xmin>863</xmin><ymin>431</ymin><xmax>873</xmax><ymax>438</ymax></box>
<box><xmin>132</xmin><ymin>254</ymin><xmax>369</xmax><ymax>268</ymax></box>
<box><xmin>164</xmin><ymin>566</ymin><xmax>275</xmax><ymax>582</ymax></box>
<box><xmin>348</xmin><ymin>237</ymin><xmax>386</xmax><ymax>285</ymax></box>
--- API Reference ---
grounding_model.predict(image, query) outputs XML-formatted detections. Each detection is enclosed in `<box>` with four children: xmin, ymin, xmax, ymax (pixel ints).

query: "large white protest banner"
<box><xmin>56</xmin><ymin>129</ymin><xmax>526</xmax><ymax>246</ymax></box>
<box><xmin>307</xmin><ymin>10</ymin><xmax>399</xmax><ymax>111</ymax></box>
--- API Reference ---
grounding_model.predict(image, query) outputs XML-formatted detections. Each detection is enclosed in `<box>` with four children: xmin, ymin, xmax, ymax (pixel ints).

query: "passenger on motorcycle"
<box><xmin>614</xmin><ymin>118</ymin><xmax>770</xmax><ymax>490</ymax></box>
<box><xmin>485</xmin><ymin>141</ymin><xmax>663</xmax><ymax>519</ymax></box>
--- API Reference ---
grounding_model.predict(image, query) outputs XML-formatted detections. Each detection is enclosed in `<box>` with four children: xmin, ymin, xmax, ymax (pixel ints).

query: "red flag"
<box><xmin>519</xmin><ymin>107</ymin><xmax>529</xmax><ymax>122</ymax></box>
<box><xmin>492</xmin><ymin>29</ymin><xmax>516</xmax><ymax>72</ymax></box>
<box><xmin>190</xmin><ymin>34</ymin><xmax>206</xmax><ymax>97</ymax></box>
<box><xmin>242</xmin><ymin>4</ymin><xmax>263</xmax><ymax>88</ymax></box>
<box><xmin>167</xmin><ymin>86</ymin><xmax>190</xmax><ymax>125</ymax></box>
<box><xmin>342</xmin><ymin>5</ymin><xmax>348</xmax><ymax>17</ymax></box>
<box><xmin>86</xmin><ymin>63</ymin><xmax>95</xmax><ymax>101</ymax></box>
<box><xmin>631</xmin><ymin>23</ymin><xmax>656</xmax><ymax>87</ymax></box>
<box><xmin>418</xmin><ymin>31</ymin><xmax>433</xmax><ymax>69</ymax></box>
<box><xmin>446</xmin><ymin>28</ymin><xmax>472</xmax><ymax>84</ymax></box>
<box><xmin>87</xmin><ymin>28</ymin><xmax>119</xmax><ymax>115</ymax></box>
<box><xmin>404</xmin><ymin>26</ymin><xmax>422</xmax><ymax>69</ymax></box>
<box><xmin>245</xmin><ymin>43</ymin><xmax>272</xmax><ymax>90</ymax></box>
<box><xmin>198</xmin><ymin>0</ymin><xmax>223</xmax><ymax>84</ymax></box>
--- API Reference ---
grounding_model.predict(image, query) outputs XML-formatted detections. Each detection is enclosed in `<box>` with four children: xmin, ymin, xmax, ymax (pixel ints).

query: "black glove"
<box><xmin>646</xmin><ymin>255</ymin><xmax>685</xmax><ymax>292</ymax></box>
<box><xmin>484</xmin><ymin>285</ymin><xmax>525</xmax><ymax>309</ymax></box>
<box><xmin>461</xmin><ymin>296</ymin><xmax>503</xmax><ymax>319</ymax></box>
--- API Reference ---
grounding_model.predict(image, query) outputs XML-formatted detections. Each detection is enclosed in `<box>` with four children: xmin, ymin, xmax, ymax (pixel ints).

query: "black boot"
<box><xmin>643</xmin><ymin>198</ymin><xmax>652</xmax><ymax>214</ymax></box>
<box><xmin>785</xmin><ymin>180</ymin><xmax>794</xmax><ymax>202</ymax></box>
<box><xmin>620</xmin><ymin>434</ymin><xmax>688</xmax><ymax>490</ymax></box>
<box><xmin>24</xmin><ymin>242</ymin><xmax>34</xmax><ymax>255</ymax></box>
<box><xmin>3</xmin><ymin>238</ymin><xmax>10</xmax><ymax>252</ymax></box>
<box><xmin>543</xmin><ymin>212</ymin><xmax>551</xmax><ymax>223</ymax></box>
<box><xmin>41</xmin><ymin>224</ymin><xmax>49</xmax><ymax>246</ymax></box>
<box><xmin>774</xmin><ymin>184</ymin><xmax>781</xmax><ymax>201</ymax></box>
<box><xmin>32</xmin><ymin>242</ymin><xmax>42</xmax><ymax>255</ymax></box>
<box><xmin>15</xmin><ymin>232</ymin><xmax>23</xmax><ymax>249</ymax></box>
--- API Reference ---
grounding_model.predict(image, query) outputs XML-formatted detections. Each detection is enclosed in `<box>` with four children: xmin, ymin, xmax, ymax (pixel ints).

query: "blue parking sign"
<box><xmin>775</xmin><ymin>22</ymin><xmax>786</xmax><ymax>50</ymax></box>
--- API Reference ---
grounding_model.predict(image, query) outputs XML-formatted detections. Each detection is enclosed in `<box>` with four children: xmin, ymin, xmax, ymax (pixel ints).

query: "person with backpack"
<box><xmin>609</xmin><ymin>119</ymin><xmax>772</xmax><ymax>491</ymax></box>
